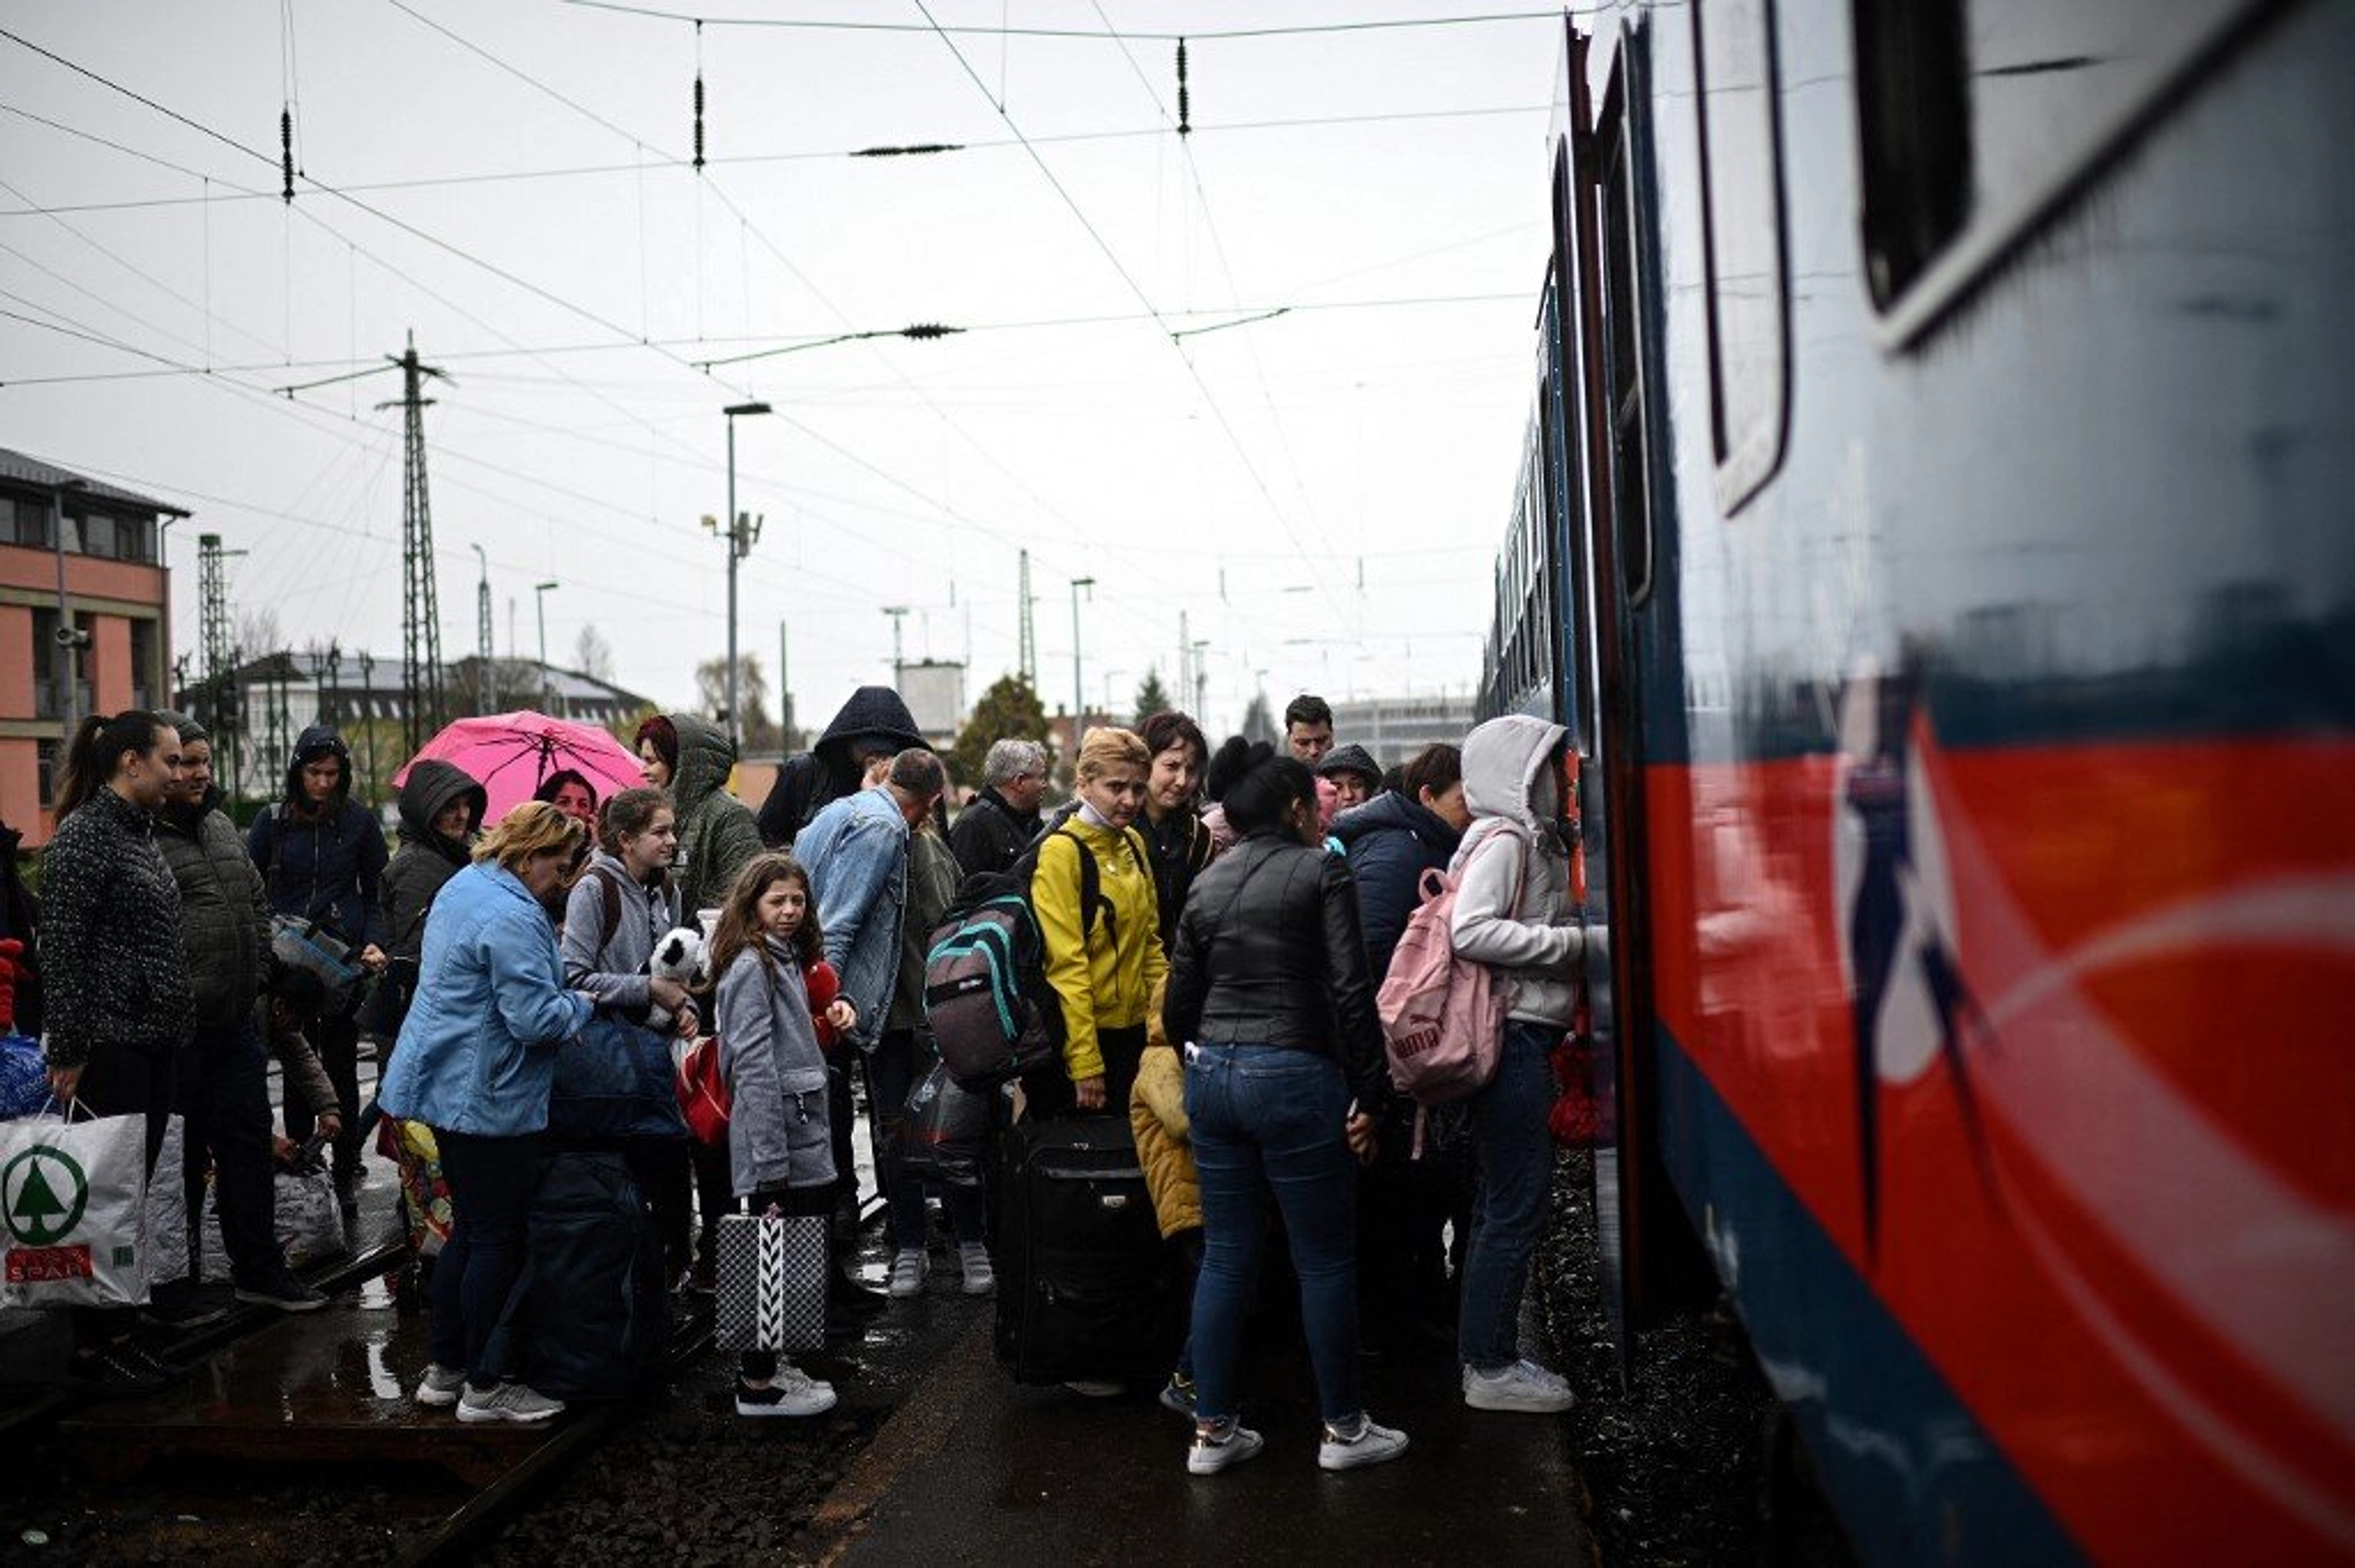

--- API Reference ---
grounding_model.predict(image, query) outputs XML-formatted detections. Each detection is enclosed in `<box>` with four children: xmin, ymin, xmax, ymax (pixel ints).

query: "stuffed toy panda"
<box><xmin>647</xmin><ymin>926</ymin><xmax>710</xmax><ymax>1035</ymax></box>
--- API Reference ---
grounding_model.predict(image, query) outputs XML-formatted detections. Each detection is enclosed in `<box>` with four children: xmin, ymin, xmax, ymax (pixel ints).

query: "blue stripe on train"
<box><xmin>1651</xmin><ymin>1026</ymin><xmax>2085</xmax><ymax>1567</ymax></box>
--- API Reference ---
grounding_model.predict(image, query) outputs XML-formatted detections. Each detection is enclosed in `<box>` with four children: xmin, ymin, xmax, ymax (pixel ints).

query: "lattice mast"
<box><xmin>1017</xmin><ymin>548</ymin><xmax>1037</xmax><ymax>690</ymax></box>
<box><xmin>388</xmin><ymin>331</ymin><xmax>449</xmax><ymax>753</ymax></box>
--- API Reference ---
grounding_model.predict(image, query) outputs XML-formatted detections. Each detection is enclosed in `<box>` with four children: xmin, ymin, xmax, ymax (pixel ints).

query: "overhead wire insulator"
<box><xmin>281</xmin><ymin>106</ymin><xmax>295</xmax><ymax>201</ymax></box>
<box><xmin>1177</xmin><ymin>39</ymin><xmax>1190</xmax><ymax>136</ymax></box>
<box><xmin>692</xmin><ymin>18</ymin><xmax>706</xmax><ymax>173</ymax></box>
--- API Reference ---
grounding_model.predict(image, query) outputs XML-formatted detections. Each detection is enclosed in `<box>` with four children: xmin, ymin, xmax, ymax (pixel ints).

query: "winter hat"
<box><xmin>156</xmin><ymin>708</ymin><xmax>209</xmax><ymax>746</ymax></box>
<box><xmin>1314</xmin><ymin>743</ymin><xmax>1382</xmax><ymax>791</ymax></box>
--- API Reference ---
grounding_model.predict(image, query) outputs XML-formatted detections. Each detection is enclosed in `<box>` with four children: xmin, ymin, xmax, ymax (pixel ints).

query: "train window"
<box><xmin>1600</xmin><ymin>106</ymin><xmax>1653</xmax><ymax>607</ymax></box>
<box><xmin>1851</xmin><ymin>0</ymin><xmax>1971</xmax><ymax>308</ymax></box>
<box><xmin>1859</xmin><ymin>0</ymin><xmax>2267</xmax><ymax>339</ymax></box>
<box><xmin>1693</xmin><ymin>0</ymin><xmax>1788</xmax><ymax>510</ymax></box>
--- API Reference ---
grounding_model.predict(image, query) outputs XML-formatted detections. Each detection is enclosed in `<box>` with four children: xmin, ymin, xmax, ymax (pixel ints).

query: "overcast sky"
<box><xmin>2</xmin><ymin>1</ymin><xmax>1558</xmax><ymax>738</ymax></box>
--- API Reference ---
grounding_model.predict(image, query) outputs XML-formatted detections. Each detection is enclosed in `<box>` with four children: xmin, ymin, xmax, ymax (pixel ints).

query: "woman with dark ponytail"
<box><xmin>40</xmin><ymin>710</ymin><xmax>195</xmax><ymax>1395</ymax></box>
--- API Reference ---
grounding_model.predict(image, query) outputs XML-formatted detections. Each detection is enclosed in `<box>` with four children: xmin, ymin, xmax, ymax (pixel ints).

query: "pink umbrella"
<box><xmin>392</xmin><ymin>710</ymin><xmax>649</xmax><ymax>821</ymax></box>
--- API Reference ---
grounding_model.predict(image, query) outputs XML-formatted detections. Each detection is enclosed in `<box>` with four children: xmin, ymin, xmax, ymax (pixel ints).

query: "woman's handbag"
<box><xmin>713</xmin><ymin>1205</ymin><xmax>827</xmax><ymax>1353</ymax></box>
<box><xmin>0</xmin><ymin>1102</ymin><xmax>154</xmax><ymax>1309</ymax></box>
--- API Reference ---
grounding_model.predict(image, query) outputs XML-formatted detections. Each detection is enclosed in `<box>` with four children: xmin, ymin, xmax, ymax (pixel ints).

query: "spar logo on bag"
<box><xmin>2</xmin><ymin>1143</ymin><xmax>97</xmax><ymax>1283</ymax></box>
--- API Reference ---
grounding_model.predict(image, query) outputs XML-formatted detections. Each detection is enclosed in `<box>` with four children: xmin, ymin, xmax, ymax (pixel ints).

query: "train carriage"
<box><xmin>1483</xmin><ymin>1</ymin><xmax>2355</xmax><ymax>1560</ymax></box>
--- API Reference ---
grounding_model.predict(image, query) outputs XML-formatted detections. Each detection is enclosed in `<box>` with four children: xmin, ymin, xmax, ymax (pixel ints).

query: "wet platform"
<box><xmin>824</xmin><ymin>1309</ymin><xmax>1593</xmax><ymax>1567</ymax></box>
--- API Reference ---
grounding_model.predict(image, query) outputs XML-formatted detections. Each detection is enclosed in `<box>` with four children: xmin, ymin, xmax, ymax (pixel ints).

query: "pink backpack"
<box><xmin>1377</xmin><ymin>820</ymin><xmax>1527</xmax><ymax>1106</ymax></box>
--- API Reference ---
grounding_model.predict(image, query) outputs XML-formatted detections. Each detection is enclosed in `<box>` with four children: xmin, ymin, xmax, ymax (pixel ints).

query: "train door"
<box><xmin>1554</xmin><ymin>18</ymin><xmax>1706</xmax><ymax>1355</ymax></box>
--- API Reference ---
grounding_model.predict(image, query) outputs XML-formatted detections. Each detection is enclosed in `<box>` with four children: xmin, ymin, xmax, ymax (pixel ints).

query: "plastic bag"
<box><xmin>0</xmin><ymin>1107</ymin><xmax>153</xmax><ymax>1309</ymax></box>
<box><xmin>0</xmin><ymin>1035</ymin><xmax>45</xmax><ymax>1122</ymax></box>
<box><xmin>144</xmin><ymin>1115</ymin><xmax>189</xmax><ymax>1288</ymax></box>
<box><xmin>898</xmin><ymin>1059</ymin><xmax>993</xmax><ymax>1187</ymax></box>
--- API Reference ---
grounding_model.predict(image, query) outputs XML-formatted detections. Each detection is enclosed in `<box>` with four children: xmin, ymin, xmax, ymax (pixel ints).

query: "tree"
<box><xmin>949</xmin><ymin>672</ymin><xmax>1051</xmax><ymax>796</ymax></box>
<box><xmin>1132</xmin><ymin>669</ymin><xmax>1172</xmax><ymax>727</ymax></box>
<box><xmin>1241</xmin><ymin>692</ymin><xmax>1278</xmax><ymax>746</ymax></box>
<box><xmin>695</xmin><ymin>653</ymin><xmax>778</xmax><ymax>751</ymax></box>
<box><xmin>574</xmin><ymin>623</ymin><xmax>616</xmax><ymax>682</ymax></box>
<box><xmin>233</xmin><ymin>605</ymin><xmax>283</xmax><ymax>658</ymax></box>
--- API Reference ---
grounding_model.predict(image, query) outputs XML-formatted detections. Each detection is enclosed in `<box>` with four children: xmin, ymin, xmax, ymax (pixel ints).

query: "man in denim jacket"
<box><xmin>794</xmin><ymin>750</ymin><xmax>947</xmax><ymax>1294</ymax></box>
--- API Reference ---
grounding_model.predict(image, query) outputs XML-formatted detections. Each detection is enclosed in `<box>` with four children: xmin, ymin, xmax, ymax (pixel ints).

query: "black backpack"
<box><xmin>922</xmin><ymin>821</ymin><xmax>1143</xmax><ymax>1089</ymax></box>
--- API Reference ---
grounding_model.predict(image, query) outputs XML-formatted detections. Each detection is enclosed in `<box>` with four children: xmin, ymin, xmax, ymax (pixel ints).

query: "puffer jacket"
<box><xmin>375</xmin><ymin>761</ymin><xmax>485</xmax><ymax>1036</ymax></box>
<box><xmin>155</xmin><ymin>786</ymin><xmax>269</xmax><ymax>1028</ymax></box>
<box><xmin>38</xmin><ymin>787</ymin><xmax>192</xmax><ymax>1068</ymax></box>
<box><xmin>1162</xmin><ymin>830</ymin><xmax>1387</xmax><ymax>1105</ymax></box>
<box><xmin>377</xmin><ymin>860</ymin><xmax>594</xmax><ymax>1137</ymax></box>
<box><xmin>1129</xmin><ymin>1041</ymin><xmax>1201</xmax><ymax>1239</ymax></box>
<box><xmin>1332</xmin><ymin>790</ymin><xmax>1464</xmax><ymax>979</ymax></box>
<box><xmin>1450</xmin><ymin>714</ymin><xmax>1581</xmax><ymax>1026</ymax></box>
<box><xmin>247</xmin><ymin>726</ymin><xmax>387</xmax><ymax>946</ymax></box>
<box><xmin>757</xmin><ymin>685</ymin><xmax>925</xmax><ymax>850</ymax></box>
<box><xmin>716</xmin><ymin>938</ymin><xmax>835</xmax><ymax>1197</ymax></box>
<box><xmin>669</xmin><ymin>715</ymin><xmax>764</xmax><ymax>917</ymax></box>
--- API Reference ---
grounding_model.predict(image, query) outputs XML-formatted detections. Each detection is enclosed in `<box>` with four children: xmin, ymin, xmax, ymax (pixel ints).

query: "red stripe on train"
<box><xmin>1645</xmin><ymin>736</ymin><xmax>2355</xmax><ymax>1563</ymax></box>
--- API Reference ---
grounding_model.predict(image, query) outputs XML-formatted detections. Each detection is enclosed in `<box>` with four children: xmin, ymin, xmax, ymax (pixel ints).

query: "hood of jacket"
<box><xmin>667</xmin><ymin>713</ymin><xmax>739</xmax><ymax>812</ymax></box>
<box><xmin>811</xmin><ymin>686</ymin><xmax>925</xmax><ymax>773</ymax></box>
<box><xmin>1331</xmin><ymin>787</ymin><xmax>1459</xmax><ymax>854</ymax></box>
<box><xmin>1460</xmin><ymin>714</ymin><xmax>1568</xmax><ymax>837</ymax></box>
<box><xmin>1314</xmin><ymin>742</ymin><xmax>1383</xmax><ymax>789</ymax></box>
<box><xmin>281</xmin><ymin>724</ymin><xmax>353</xmax><ymax>811</ymax></box>
<box><xmin>396</xmin><ymin>760</ymin><xmax>487</xmax><ymax>852</ymax></box>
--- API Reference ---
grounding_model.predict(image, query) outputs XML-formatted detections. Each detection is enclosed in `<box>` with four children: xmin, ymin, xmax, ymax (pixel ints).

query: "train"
<box><xmin>1478</xmin><ymin>2</ymin><xmax>2354</xmax><ymax>1561</ymax></box>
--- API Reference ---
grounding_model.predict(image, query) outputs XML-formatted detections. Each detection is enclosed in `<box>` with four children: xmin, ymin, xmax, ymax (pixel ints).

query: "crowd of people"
<box><xmin>19</xmin><ymin>685</ymin><xmax>1587</xmax><ymax>1471</ymax></box>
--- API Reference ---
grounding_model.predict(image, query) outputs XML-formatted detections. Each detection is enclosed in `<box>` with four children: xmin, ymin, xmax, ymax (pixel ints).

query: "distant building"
<box><xmin>182</xmin><ymin>649</ymin><xmax>656</xmax><ymax>807</ymax></box>
<box><xmin>0</xmin><ymin>450</ymin><xmax>183</xmax><ymax>846</ymax></box>
<box><xmin>1327</xmin><ymin>693</ymin><xmax>1478</xmax><ymax>770</ymax></box>
<box><xmin>898</xmin><ymin>659</ymin><xmax>967</xmax><ymax>750</ymax></box>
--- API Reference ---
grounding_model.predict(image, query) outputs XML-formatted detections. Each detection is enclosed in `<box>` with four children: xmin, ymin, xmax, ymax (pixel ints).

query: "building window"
<box><xmin>29</xmin><ymin>607</ymin><xmax>61</xmax><ymax>719</ymax></box>
<box><xmin>8</xmin><ymin>497</ymin><xmax>53</xmax><ymax>547</ymax></box>
<box><xmin>1694</xmin><ymin>0</ymin><xmax>1789</xmax><ymax>510</ymax></box>
<box><xmin>119</xmin><ymin>516</ymin><xmax>156</xmax><ymax>563</ymax></box>
<box><xmin>35</xmin><ymin>740</ymin><xmax>57</xmax><ymax>808</ymax></box>
<box><xmin>77</xmin><ymin>511</ymin><xmax>117</xmax><ymax>559</ymax></box>
<box><xmin>129</xmin><ymin>617</ymin><xmax>158</xmax><ymax>709</ymax></box>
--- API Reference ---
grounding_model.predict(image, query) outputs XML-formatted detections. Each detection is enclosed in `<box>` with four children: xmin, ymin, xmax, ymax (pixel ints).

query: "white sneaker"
<box><xmin>457</xmin><ymin>1380</ymin><xmax>567</xmax><ymax>1424</ymax></box>
<box><xmin>414</xmin><ymin>1363</ymin><xmax>466</xmax><ymax>1408</ymax></box>
<box><xmin>958</xmin><ymin>1242</ymin><xmax>995</xmax><ymax>1296</ymax></box>
<box><xmin>737</xmin><ymin>1363</ymin><xmax>838</xmax><ymax>1418</ymax></box>
<box><xmin>888</xmin><ymin>1249</ymin><xmax>929</xmax><ymax>1298</ymax></box>
<box><xmin>1318</xmin><ymin>1414</ymin><xmax>1410</xmax><ymax>1471</ymax></box>
<box><xmin>1188</xmin><ymin>1420</ymin><xmax>1265</xmax><ymax>1475</ymax></box>
<box><xmin>1462</xmin><ymin>1358</ymin><xmax>1576</xmax><ymax>1413</ymax></box>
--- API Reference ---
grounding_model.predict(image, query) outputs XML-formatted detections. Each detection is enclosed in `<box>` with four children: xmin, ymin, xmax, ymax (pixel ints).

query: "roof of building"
<box><xmin>0</xmin><ymin>449</ymin><xmax>191</xmax><ymax>518</ymax></box>
<box><xmin>218</xmin><ymin>648</ymin><xmax>654</xmax><ymax>712</ymax></box>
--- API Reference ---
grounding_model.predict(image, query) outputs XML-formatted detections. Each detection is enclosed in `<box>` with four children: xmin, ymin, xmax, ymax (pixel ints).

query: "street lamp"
<box><xmin>534</xmin><ymin>580</ymin><xmax>559</xmax><ymax>714</ymax></box>
<box><xmin>1069</xmin><ymin>577</ymin><xmax>1095</xmax><ymax>738</ymax></box>
<box><xmin>722</xmin><ymin>400</ymin><xmax>774</xmax><ymax>750</ymax></box>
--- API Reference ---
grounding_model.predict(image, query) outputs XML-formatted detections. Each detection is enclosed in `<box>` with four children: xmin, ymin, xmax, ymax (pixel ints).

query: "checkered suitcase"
<box><xmin>714</xmin><ymin>1209</ymin><xmax>827</xmax><ymax>1353</ymax></box>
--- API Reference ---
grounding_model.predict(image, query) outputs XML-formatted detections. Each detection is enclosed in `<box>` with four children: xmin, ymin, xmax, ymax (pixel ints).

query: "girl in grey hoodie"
<box><xmin>1447</xmin><ymin>715</ymin><xmax>1585</xmax><ymax>1415</ymax></box>
<box><xmin>709</xmin><ymin>853</ymin><xmax>856</xmax><ymax>1419</ymax></box>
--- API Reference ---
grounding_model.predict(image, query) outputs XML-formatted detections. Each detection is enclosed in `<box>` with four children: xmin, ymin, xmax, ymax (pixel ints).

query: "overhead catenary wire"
<box><xmin>561</xmin><ymin>4</ymin><xmax>1584</xmax><ymax>40</ymax></box>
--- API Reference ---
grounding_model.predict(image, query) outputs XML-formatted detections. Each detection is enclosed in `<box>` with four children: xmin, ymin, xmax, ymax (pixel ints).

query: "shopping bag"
<box><xmin>0</xmin><ymin>1106</ymin><xmax>152</xmax><ymax>1309</ymax></box>
<box><xmin>713</xmin><ymin>1208</ymin><xmax>826</xmax><ymax>1353</ymax></box>
<box><xmin>898</xmin><ymin>1059</ymin><xmax>993</xmax><ymax>1188</ymax></box>
<box><xmin>275</xmin><ymin>1168</ymin><xmax>347</xmax><ymax>1267</ymax></box>
<box><xmin>0</xmin><ymin>1035</ymin><xmax>45</xmax><ymax>1121</ymax></box>
<box><xmin>382</xmin><ymin>1117</ymin><xmax>453</xmax><ymax>1258</ymax></box>
<box><xmin>143</xmin><ymin>1115</ymin><xmax>189</xmax><ymax>1288</ymax></box>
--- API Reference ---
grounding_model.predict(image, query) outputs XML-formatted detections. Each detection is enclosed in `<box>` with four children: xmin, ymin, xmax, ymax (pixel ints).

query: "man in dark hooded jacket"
<box><xmin>154</xmin><ymin>711</ymin><xmax>331</xmax><ymax>1313</ymax></box>
<box><xmin>247</xmin><ymin>724</ymin><xmax>387</xmax><ymax>1209</ymax></box>
<box><xmin>373</xmin><ymin>760</ymin><xmax>487</xmax><ymax>1051</ymax></box>
<box><xmin>757</xmin><ymin>686</ymin><xmax>926</xmax><ymax>851</ymax></box>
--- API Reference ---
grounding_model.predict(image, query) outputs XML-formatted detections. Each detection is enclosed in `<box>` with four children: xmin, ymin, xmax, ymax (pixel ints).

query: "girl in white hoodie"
<box><xmin>1447</xmin><ymin>715</ymin><xmax>1584</xmax><ymax>1414</ymax></box>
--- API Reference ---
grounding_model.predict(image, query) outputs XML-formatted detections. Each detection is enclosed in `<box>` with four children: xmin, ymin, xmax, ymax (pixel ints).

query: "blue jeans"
<box><xmin>1184</xmin><ymin>1043</ymin><xmax>1361</xmax><ymax>1426</ymax></box>
<box><xmin>1458</xmin><ymin>1020</ymin><xmax>1557</xmax><ymax>1371</ymax></box>
<box><xmin>432</xmin><ymin>1130</ymin><xmax>544</xmax><ymax>1386</ymax></box>
<box><xmin>866</xmin><ymin>1029</ymin><xmax>986</xmax><ymax>1253</ymax></box>
<box><xmin>178</xmin><ymin>1017</ymin><xmax>280</xmax><ymax>1286</ymax></box>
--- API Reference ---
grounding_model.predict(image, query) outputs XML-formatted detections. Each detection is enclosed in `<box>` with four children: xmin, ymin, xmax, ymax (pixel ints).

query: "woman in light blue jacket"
<box><xmin>379</xmin><ymin>801</ymin><xmax>595</xmax><ymax>1426</ymax></box>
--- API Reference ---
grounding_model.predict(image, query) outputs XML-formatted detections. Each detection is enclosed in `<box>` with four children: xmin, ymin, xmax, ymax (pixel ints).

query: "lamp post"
<box><xmin>722</xmin><ymin>400</ymin><xmax>774</xmax><ymax>750</ymax></box>
<box><xmin>534</xmin><ymin>580</ymin><xmax>559</xmax><ymax>714</ymax></box>
<box><xmin>1069</xmin><ymin>576</ymin><xmax>1095</xmax><ymax>738</ymax></box>
<box><xmin>1190</xmin><ymin>639</ymin><xmax>1210</xmax><ymax>726</ymax></box>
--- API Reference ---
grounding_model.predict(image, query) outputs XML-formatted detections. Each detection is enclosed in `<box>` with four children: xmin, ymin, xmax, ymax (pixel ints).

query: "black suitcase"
<box><xmin>507</xmin><ymin>1150</ymin><xmax>672</xmax><ymax>1402</ymax></box>
<box><xmin>994</xmin><ymin>1114</ymin><xmax>1183</xmax><ymax>1386</ymax></box>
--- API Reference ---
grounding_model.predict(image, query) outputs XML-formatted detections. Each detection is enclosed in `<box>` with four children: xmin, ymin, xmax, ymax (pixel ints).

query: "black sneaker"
<box><xmin>236</xmin><ymin>1272</ymin><xmax>331</xmax><ymax>1312</ymax></box>
<box><xmin>65</xmin><ymin>1345</ymin><xmax>170</xmax><ymax>1397</ymax></box>
<box><xmin>120</xmin><ymin>1343</ymin><xmax>189</xmax><ymax>1385</ymax></box>
<box><xmin>141</xmin><ymin>1280</ymin><xmax>233</xmax><ymax>1332</ymax></box>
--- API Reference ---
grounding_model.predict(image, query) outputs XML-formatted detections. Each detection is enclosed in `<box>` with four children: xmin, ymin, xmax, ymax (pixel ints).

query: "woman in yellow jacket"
<box><xmin>1028</xmin><ymin>727</ymin><xmax>1167</xmax><ymax>1118</ymax></box>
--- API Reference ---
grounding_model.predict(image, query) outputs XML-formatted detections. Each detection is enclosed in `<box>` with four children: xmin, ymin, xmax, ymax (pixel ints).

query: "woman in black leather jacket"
<box><xmin>1161</xmin><ymin>752</ymin><xmax>1407</xmax><ymax>1477</ymax></box>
